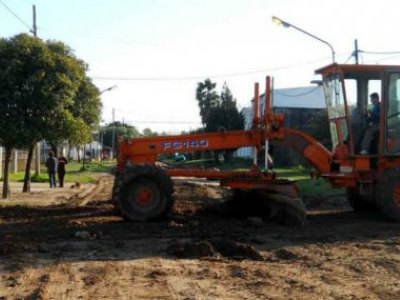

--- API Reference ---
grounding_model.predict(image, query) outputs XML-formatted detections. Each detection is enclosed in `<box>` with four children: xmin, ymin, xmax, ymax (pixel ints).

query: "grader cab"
<box><xmin>113</xmin><ymin>64</ymin><xmax>400</xmax><ymax>224</ymax></box>
<box><xmin>314</xmin><ymin>64</ymin><xmax>400</xmax><ymax>220</ymax></box>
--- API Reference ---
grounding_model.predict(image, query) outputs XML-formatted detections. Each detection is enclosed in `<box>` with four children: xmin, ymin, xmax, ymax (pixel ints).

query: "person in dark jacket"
<box><xmin>360</xmin><ymin>93</ymin><xmax>381</xmax><ymax>154</ymax></box>
<box><xmin>46</xmin><ymin>151</ymin><xmax>58</xmax><ymax>188</ymax></box>
<box><xmin>57</xmin><ymin>156</ymin><xmax>68</xmax><ymax>188</ymax></box>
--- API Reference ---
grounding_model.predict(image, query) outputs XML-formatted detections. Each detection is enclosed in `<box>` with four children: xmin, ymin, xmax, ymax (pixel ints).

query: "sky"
<box><xmin>1</xmin><ymin>0</ymin><xmax>400</xmax><ymax>133</ymax></box>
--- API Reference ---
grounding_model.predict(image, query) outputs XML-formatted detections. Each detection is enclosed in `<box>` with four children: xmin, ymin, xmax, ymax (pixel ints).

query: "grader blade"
<box><xmin>228</xmin><ymin>187</ymin><xmax>306</xmax><ymax>227</ymax></box>
<box><xmin>257</xmin><ymin>191</ymin><xmax>306</xmax><ymax>227</ymax></box>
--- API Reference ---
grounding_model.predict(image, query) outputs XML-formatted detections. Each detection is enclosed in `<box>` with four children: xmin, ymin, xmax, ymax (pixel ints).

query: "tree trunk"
<box><xmin>77</xmin><ymin>145</ymin><xmax>81</xmax><ymax>163</ymax></box>
<box><xmin>2</xmin><ymin>147</ymin><xmax>12</xmax><ymax>199</ymax></box>
<box><xmin>82</xmin><ymin>144</ymin><xmax>86</xmax><ymax>170</ymax></box>
<box><xmin>67</xmin><ymin>143</ymin><xmax>72</xmax><ymax>160</ymax></box>
<box><xmin>23</xmin><ymin>144</ymin><xmax>35</xmax><ymax>193</ymax></box>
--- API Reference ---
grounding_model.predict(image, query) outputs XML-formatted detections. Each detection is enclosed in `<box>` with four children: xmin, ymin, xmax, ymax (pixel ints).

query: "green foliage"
<box><xmin>196</xmin><ymin>79</ymin><xmax>219</xmax><ymax>127</ymax></box>
<box><xmin>69</xmin><ymin>77</ymin><xmax>101</xmax><ymax>126</ymax></box>
<box><xmin>0</xmin><ymin>33</ymin><xmax>101</xmax><ymax>197</ymax></box>
<box><xmin>68</xmin><ymin>117</ymin><xmax>92</xmax><ymax>147</ymax></box>
<box><xmin>195</xmin><ymin>80</ymin><xmax>244</xmax><ymax>133</ymax></box>
<box><xmin>195</xmin><ymin>80</ymin><xmax>244</xmax><ymax>162</ymax></box>
<box><xmin>143</xmin><ymin>128</ymin><xmax>159</xmax><ymax>137</ymax></box>
<box><xmin>101</xmin><ymin>122</ymin><xmax>140</xmax><ymax>147</ymax></box>
<box><xmin>305</xmin><ymin>111</ymin><xmax>332</xmax><ymax>149</ymax></box>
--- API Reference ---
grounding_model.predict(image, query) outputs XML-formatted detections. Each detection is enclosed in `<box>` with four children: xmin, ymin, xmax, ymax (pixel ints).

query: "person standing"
<box><xmin>57</xmin><ymin>156</ymin><xmax>68</xmax><ymax>188</ymax></box>
<box><xmin>46</xmin><ymin>151</ymin><xmax>58</xmax><ymax>188</ymax></box>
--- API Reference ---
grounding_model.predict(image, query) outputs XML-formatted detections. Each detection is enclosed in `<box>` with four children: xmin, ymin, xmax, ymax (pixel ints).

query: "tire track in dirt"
<box><xmin>2</xmin><ymin>174</ymin><xmax>400</xmax><ymax>299</ymax></box>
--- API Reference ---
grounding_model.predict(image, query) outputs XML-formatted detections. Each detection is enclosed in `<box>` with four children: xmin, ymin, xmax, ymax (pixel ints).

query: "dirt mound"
<box><xmin>167</xmin><ymin>238</ymin><xmax>263</xmax><ymax>261</ymax></box>
<box><xmin>211</xmin><ymin>238</ymin><xmax>264</xmax><ymax>261</ymax></box>
<box><xmin>273</xmin><ymin>248</ymin><xmax>299</xmax><ymax>260</ymax></box>
<box><xmin>167</xmin><ymin>240</ymin><xmax>220</xmax><ymax>258</ymax></box>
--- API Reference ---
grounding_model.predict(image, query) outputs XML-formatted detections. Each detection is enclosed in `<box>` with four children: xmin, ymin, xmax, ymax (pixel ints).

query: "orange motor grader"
<box><xmin>113</xmin><ymin>63</ymin><xmax>400</xmax><ymax>223</ymax></box>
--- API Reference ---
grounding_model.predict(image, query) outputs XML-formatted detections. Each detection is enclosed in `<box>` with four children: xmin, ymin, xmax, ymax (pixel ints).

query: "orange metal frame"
<box><xmin>116</xmin><ymin>76</ymin><xmax>333</xmax><ymax>193</ymax></box>
<box><xmin>116</xmin><ymin>64</ymin><xmax>400</xmax><ymax>195</ymax></box>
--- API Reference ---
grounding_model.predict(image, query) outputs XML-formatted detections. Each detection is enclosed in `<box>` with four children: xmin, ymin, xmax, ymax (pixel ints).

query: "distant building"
<box><xmin>237</xmin><ymin>85</ymin><xmax>326</xmax><ymax>166</ymax></box>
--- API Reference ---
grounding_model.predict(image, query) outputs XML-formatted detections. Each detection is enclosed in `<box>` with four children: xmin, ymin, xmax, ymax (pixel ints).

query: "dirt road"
<box><xmin>1</xmin><ymin>174</ymin><xmax>400</xmax><ymax>299</ymax></box>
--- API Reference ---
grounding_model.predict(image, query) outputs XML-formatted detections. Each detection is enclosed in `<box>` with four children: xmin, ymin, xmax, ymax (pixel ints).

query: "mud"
<box><xmin>0</xmin><ymin>174</ymin><xmax>400</xmax><ymax>299</ymax></box>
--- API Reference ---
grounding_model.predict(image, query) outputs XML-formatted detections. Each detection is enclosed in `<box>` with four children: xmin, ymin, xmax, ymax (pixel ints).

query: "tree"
<box><xmin>195</xmin><ymin>80</ymin><xmax>244</xmax><ymax>133</ymax></box>
<box><xmin>220</xmin><ymin>83</ymin><xmax>244</xmax><ymax>131</ymax></box>
<box><xmin>305</xmin><ymin>111</ymin><xmax>331</xmax><ymax>149</ymax></box>
<box><xmin>195</xmin><ymin>80</ymin><xmax>244</xmax><ymax>162</ymax></box>
<box><xmin>143</xmin><ymin>128</ymin><xmax>159</xmax><ymax>137</ymax></box>
<box><xmin>196</xmin><ymin>79</ymin><xmax>219</xmax><ymax>128</ymax></box>
<box><xmin>102</xmin><ymin>122</ymin><xmax>140</xmax><ymax>149</ymax></box>
<box><xmin>68</xmin><ymin>77</ymin><xmax>101</xmax><ymax>128</ymax></box>
<box><xmin>218</xmin><ymin>83</ymin><xmax>245</xmax><ymax>162</ymax></box>
<box><xmin>69</xmin><ymin>117</ymin><xmax>92</xmax><ymax>165</ymax></box>
<box><xmin>64</xmin><ymin>76</ymin><xmax>101</xmax><ymax>167</ymax></box>
<box><xmin>0</xmin><ymin>34</ymin><xmax>98</xmax><ymax>197</ymax></box>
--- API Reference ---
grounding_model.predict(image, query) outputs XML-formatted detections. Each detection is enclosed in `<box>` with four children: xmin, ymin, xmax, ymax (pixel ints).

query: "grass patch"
<box><xmin>3</xmin><ymin>160</ymin><xmax>115</xmax><ymax>183</ymax></box>
<box><xmin>161</xmin><ymin>157</ymin><xmax>345</xmax><ymax>200</ymax></box>
<box><xmin>274</xmin><ymin>166</ymin><xmax>310</xmax><ymax>181</ymax></box>
<box><xmin>296</xmin><ymin>178</ymin><xmax>345</xmax><ymax>199</ymax></box>
<box><xmin>163</xmin><ymin>157</ymin><xmax>254</xmax><ymax>172</ymax></box>
<box><xmin>274</xmin><ymin>166</ymin><xmax>345</xmax><ymax>199</ymax></box>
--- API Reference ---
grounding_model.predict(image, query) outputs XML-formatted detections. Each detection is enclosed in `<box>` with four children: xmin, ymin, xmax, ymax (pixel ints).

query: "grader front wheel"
<box><xmin>375</xmin><ymin>170</ymin><xmax>400</xmax><ymax>222</ymax></box>
<box><xmin>118</xmin><ymin>165</ymin><xmax>174</xmax><ymax>221</ymax></box>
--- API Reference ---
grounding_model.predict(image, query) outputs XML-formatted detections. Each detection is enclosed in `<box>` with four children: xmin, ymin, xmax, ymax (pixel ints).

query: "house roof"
<box><xmin>263</xmin><ymin>86</ymin><xmax>325</xmax><ymax>109</ymax></box>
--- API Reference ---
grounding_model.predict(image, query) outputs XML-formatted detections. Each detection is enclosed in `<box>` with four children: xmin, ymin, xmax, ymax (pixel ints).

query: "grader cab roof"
<box><xmin>315</xmin><ymin>63</ymin><xmax>400</xmax><ymax>80</ymax></box>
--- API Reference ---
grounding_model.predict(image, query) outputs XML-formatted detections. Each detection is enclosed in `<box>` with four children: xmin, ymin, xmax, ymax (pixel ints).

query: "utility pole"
<box><xmin>354</xmin><ymin>39</ymin><xmax>359</xmax><ymax>64</ymax></box>
<box><xmin>32</xmin><ymin>5</ymin><xmax>41</xmax><ymax>176</ymax></box>
<box><xmin>111</xmin><ymin>108</ymin><xmax>115</xmax><ymax>158</ymax></box>
<box><xmin>32</xmin><ymin>5</ymin><xmax>37</xmax><ymax>37</ymax></box>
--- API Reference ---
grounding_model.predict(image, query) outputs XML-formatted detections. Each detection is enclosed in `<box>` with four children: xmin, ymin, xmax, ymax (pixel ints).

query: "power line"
<box><xmin>106</xmin><ymin>109</ymin><xmax>202</xmax><ymax>125</ymax></box>
<box><xmin>103</xmin><ymin>119</ymin><xmax>202</xmax><ymax>126</ymax></box>
<box><xmin>275</xmin><ymin>86</ymin><xmax>320</xmax><ymax>98</ymax></box>
<box><xmin>361</xmin><ymin>50</ymin><xmax>400</xmax><ymax>55</ymax></box>
<box><xmin>343</xmin><ymin>52</ymin><xmax>353</xmax><ymax>64</ymax></box>
<box><xmin>0</xmin><ymin>0</ymin><xmax>31</xmax><ymax>30</ymax></box>
<box><xmin>364</xmin><ymin>54</ymin><xmax>400</xmax><ymax>64</ymax></box>
<box><xmin>122</xmin><ymin>120</ymin><xmax>202</xmax><ymax>124</ymax></box>
<box><xmin>92</xmin><ymin>53</ymin><xmax>349</xmax><ymax>82</ymax></box>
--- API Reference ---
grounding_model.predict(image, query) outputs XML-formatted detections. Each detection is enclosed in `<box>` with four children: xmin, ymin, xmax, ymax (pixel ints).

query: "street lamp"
<box><xmin>272</xmin><ymin>16</ymin><xmax>336</xmax><ymax>63</ymax></box>
<box><xmin>100</xmin><ymin>85</ymin><xmax>117</xmax><ymax>94</ymax></box>
<box><xmin>99</xmin><ymin>85</ymin><xmax>117</xmax><ymax>159</ymax></box>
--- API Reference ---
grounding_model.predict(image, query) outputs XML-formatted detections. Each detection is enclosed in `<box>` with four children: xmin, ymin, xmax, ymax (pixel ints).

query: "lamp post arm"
<box><xmin>272</xmin><ymin>16</ymin><xmax>336</xmax><ymax>63</ymax></box>
<box><xmin>100</xmin><ymin>85</ymin><xmax>117</xmax><ymax>94</ymax></box>
<box><xmin>288</xmin><ymin>22</ymin><xmax>335</xmax><ymax>63</ymax></box>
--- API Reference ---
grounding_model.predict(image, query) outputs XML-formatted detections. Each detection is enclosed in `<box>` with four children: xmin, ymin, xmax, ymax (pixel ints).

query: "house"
<box><xmin>236</xmin><ymin>85</ymin><xmax>326</xmax><ymax>166</ymax></box>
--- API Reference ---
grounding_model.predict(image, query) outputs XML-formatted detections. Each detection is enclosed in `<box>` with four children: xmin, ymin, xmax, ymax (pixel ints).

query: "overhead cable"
<box><xmin>0</xmin><ymin>0</ymin><xmax>31</xmax><ymax>30</ymax></box>
<box><xmin>361</xmin><ymin>50</ymin><xmax>400</xmax><ymax>55</ymax></box>
<box><xmin>92</xmin><ymin>53</ymin><xmax>349</xmax><ymax>82</ymax></box>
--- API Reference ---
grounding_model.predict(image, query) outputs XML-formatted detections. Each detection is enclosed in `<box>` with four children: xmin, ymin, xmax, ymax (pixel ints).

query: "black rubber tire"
<box><xmin>346</xmin><ymin>187</ymin><xmax>376</xmax><ymax>212</ymax></box>
<box><xmin>117</xmin><ymin>165</ymin><xmax>174</xmax><ymax>221</ymax></box>
<box><xmin>375</xmin><ymin>170</ymin><xmax>400</xmax><ymax>222</ymax></box>
<box><xmin>112</xmin><ymin>173</ymin><xmax>123</xmax><ymax>204</ymax></box>
<box><xmin>112</xmin><ymin>173</ymin><xmax>129</xmax><ymax>220</ymax></box>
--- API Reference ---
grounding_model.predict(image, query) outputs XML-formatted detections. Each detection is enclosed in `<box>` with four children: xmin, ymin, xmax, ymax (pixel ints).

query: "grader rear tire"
<box><xmin>375</xmin><ymin>170</ymin><xmax>400</xmax><ymax>222</ymax></box>
<box><xmin>118</xmin><ymin>165</ymin><xmax>174</xmax><ymax>221</ymax></box>
<box><xmin>346</xmin><ymin>187</ymin><xmax>376</xmax><ymax>212</ymax></box>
